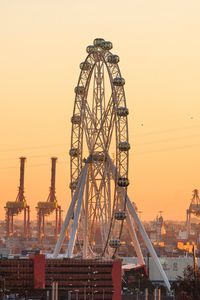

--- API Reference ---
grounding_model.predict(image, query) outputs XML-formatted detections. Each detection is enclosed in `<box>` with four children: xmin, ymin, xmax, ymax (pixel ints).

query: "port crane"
<box><xmin>186</xmin><ymin>189</ymin><xmax>200</xmax><ymax>236</ymax></box>
<box><xmin>36</xmin><ymin>157</ymin><xmax>61</xmax><ymax>241</ymax></box>
<box><xmin>5</xmin><ymin>157</ymin><xmax>30</xmax><ymax>237</ymax></box>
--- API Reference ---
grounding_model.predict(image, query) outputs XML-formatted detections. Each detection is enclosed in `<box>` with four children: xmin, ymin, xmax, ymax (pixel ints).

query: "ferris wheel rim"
<box><xmin>69</xmin><ymin>39</ymin><xmax>130</xmax><ymax>257</ymax></box>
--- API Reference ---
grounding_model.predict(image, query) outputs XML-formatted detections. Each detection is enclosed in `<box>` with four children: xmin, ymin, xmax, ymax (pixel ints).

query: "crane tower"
<box><xmin>36</xmin><ymin>157</ymin><xmax>61</xmax><ymax>241</ymax></box>
<box><xmin>5</xmin><ymin>157</ymin><xmax>30</xmax><ymax>238</ymax></box>
<box><xmin>186</xmin><ymin>189</ymin><xmax>200</xmax><ymax>236</ymax></box>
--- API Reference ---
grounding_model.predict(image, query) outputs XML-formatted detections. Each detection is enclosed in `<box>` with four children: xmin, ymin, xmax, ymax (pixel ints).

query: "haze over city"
<box><xmin>1</xmin><ymin>0</ymin><xmax>200</xmax><ymax>221</ymax></box>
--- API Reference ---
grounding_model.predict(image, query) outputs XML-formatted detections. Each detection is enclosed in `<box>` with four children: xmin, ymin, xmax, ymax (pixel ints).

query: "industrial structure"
<box><xmin>53</xmin><ymin>38</ymin><xmax>171</xmax><ymax>291</ymax></box>
<box><xmin>5</xmin><ymin>157</ymin><xmax>30</xmax><ymax>238</ymax></box>
<box><xmin>36</xmin><ymin>157</ymin><xmax>61</xmax><ymax>241</ymax></box>
<box><xmin>186</xmin><ymin>189</ymin><xmax>200</xmax><ymax>236</ymax></box>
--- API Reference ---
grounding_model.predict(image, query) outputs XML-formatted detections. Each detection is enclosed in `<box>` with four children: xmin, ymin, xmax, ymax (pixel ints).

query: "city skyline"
<box><xmin>1</xmin><ymin>0</ymin><xmax>200</xmax><ymax>221</ymax></box>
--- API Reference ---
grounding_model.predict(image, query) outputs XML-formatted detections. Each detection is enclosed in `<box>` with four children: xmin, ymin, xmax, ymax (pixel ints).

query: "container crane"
<box><xmin>5</xmin><ymin>157</ymin><xmax>30</xmax><ymax>238</ymax></box>
<box><xmin>186</xmin><ymin>189</ymin><xmax>200</xmax><ymax>236</ymax></box>
<box><xmin>36</xmin><ymin>157</ymin><xmax>61</xmax><ymax>241</ymax></box>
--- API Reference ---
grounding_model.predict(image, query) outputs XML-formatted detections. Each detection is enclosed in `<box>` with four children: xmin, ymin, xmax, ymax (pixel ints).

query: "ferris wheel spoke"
<box><xmin>83</xmin><ymin>87</ymin><xmax>115</xmax><ymax>155</ymax></box>
<box><xmin>83</xmin><ymin>101</ymin><xmax>105</xmax><ymax>152</ymax></box>
<box><xmin>87</xmin><ymin>165</ymin><xmax>111</xmax><ymax>245</ymax></box>
<box><xmin>91</xmin><ymin>96</ymin><xmax>115</xmax><ymax>154</ymax></box>
<box><xmin>92</xmin><ymin>61</ymin><xmax>105</xmax><ymax>123</ymax></box>
<box><xmin>84</xmin><ymin>93</ymin><xmax>116</xmax><ymax>156</ymax></box>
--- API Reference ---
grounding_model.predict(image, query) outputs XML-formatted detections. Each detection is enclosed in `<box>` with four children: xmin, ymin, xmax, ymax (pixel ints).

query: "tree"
<box><xmin>172</xmin><ymin>265</ymin><xmax>200</xmax><ymax>300</ymax></box>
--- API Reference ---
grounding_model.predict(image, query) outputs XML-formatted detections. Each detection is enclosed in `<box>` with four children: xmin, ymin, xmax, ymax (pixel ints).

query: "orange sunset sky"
<box><xmin>0</xmin><ymin>0</ymin><xmax>200</xmax><ymax>221</ymax></box>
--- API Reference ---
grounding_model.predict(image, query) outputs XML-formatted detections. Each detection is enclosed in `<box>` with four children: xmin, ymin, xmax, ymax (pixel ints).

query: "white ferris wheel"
<box><xmin>53</xmin><ymin>38</ymin><xmax>171</xmax><ymax>292</ymax></box>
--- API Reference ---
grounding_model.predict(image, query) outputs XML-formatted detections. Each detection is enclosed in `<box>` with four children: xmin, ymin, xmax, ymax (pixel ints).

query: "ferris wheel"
<box><xmin>53</xmin><ymin>38</ymin><xmax>171</xmax><ymax>291</ymax></box>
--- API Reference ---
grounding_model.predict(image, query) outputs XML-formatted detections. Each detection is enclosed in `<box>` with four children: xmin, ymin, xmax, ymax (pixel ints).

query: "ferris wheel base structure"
<box><xmin>53</xmin><ymin>159</ymin><xmax>170</xmax><ymax>291</ymax></box>
<box><xmin>53</xmin><ymin>38</ymin><xmax>171</xmax><ymax>292</ymax></box>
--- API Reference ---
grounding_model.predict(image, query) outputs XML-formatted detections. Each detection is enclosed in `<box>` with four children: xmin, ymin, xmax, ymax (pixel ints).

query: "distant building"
<box><xmin>123</xmin><ymin>256</ymin><xmax>200</xmax><ymax>283</ymax></box>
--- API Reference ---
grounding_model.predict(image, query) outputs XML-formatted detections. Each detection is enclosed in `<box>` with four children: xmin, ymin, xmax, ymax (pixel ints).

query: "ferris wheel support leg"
<box><xmin>53</xmin><ymin>165</ymin><xmax>87</xmax><ymax>257</ymax></box>
<box><xmin>83</xmin><ymin>171</ymin><xmax>89</xmax><ymax>258</ymax></box>
<box><xmin>126</xmin><ymin>197</ymin><xmax>171</xmax><ymax>292</ymax></box>
<box><xmin>66</xmin><ymin>166</ymin><xmax>88</xmax><ymax>258</ymax></box>
<box><xmin>126</xmin><ymin>209</ymin><xmax>145</xmax><ymax>266</ymax></box>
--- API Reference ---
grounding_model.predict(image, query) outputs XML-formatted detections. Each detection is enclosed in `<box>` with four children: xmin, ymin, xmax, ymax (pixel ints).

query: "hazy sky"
<box><xmin>0</xmin><ymin>0</ymin><xmax>200</xmax><ymax>221</ymax></box>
